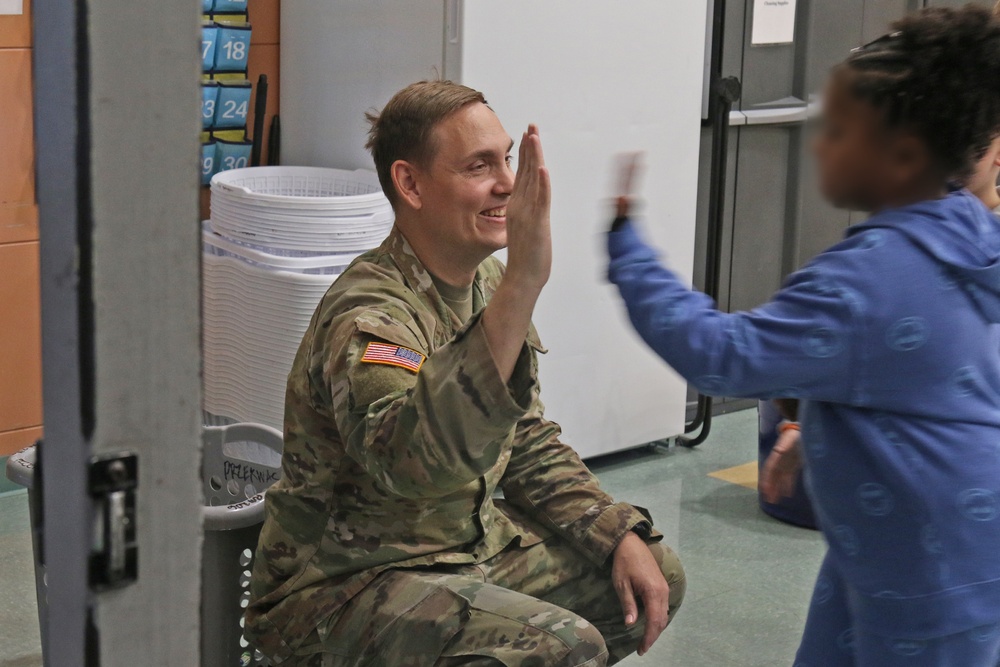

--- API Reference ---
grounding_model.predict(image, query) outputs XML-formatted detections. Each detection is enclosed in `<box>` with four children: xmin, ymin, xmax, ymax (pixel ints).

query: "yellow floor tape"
<box><xmin>707</xmin><ymin>461</ymin><xmax>759</xmax><ymax>490</ymax></box>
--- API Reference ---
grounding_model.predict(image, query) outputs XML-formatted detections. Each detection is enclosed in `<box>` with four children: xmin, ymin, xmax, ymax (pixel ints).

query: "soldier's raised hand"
<box><xmin>481</xmin><ymin>125</ymin><xmax>552</xmax><ymax>383</ymax></box>
<box><xmin>504</xmin><ymin>125</ymin><xmax>552</xmax><ymax>291</ymax></box>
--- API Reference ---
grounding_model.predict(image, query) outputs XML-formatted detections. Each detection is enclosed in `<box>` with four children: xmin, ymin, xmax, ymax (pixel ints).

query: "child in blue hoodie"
<box><xmin>607</xmin><ymin>7</ymin><xmax>1000</xmax><ymax>666</ymax></box>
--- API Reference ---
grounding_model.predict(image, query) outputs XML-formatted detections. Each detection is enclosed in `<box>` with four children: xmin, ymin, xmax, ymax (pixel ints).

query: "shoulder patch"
<box><xmin>360</xmin><ymin>341</ymin><xmax>426</xmax><ymax>373</ymax></box>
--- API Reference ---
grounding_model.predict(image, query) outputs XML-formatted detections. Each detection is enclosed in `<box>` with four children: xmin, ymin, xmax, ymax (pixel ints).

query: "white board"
<box><xmin>459</xmin><ymin>1</ymin><xmax>708</xmax><ymax>457</ymax></box>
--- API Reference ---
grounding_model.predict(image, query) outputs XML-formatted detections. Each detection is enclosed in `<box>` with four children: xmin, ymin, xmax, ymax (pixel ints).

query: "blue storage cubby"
<box><xmin>202</xmin><ymin>81</ymin><xmax>220</xmax><ymax>130</ymax></box>
<box><xmin>213</xmin><ymin>23</ymin><xmax>251</xmax><ymax>73</ymax></box>
<box><xmin>201</xmin><ymin>140</ymin><xmax>218</xmax><ymax>186</ymax></box>
<box><xmin>214</xmin><ymin>81</ymin><xmax>252</xmax><ymax>129</ymax></box>
<box><xmin>209</xmin><ymin>12</ymin><xmax>249</xmax><ymax>25</ymax></box>
<box><xmin>199</xmin><ymin>5</ymin><xmax>257</xmax><ymax>184</ymax></box>
<box><xmin>215</xmin><ymin>138</ymin><xmax>253</xmax><ymax>173</ymax></box>
<box><xmin>213</xmin><ymin>0</ymin><xmax>248</xmax><ymax>12</ymax></box>
<box><xmin>201</xmin><ymin>23</ymin><xmax>219</xmax><ymax>72</ymax></box>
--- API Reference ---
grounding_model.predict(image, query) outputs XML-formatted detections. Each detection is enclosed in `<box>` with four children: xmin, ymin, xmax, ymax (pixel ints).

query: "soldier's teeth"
<box><xmin>482</xmin><ymin>208</ymin><xmax>506</xmax><ymax>217</ymax></box>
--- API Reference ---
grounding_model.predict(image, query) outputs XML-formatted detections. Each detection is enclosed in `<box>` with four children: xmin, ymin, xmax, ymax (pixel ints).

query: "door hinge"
<box><xmin>88</xmin><ymin>453</ymin><xmax>138</xmax><ymax>590</ymax></box>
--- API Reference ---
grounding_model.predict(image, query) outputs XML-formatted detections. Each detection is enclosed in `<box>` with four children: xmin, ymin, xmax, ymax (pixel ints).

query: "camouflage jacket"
<box><xmin>246</xmin><ymin>227</ymin><xmax>656</xmax><ymax>661</ymax></box>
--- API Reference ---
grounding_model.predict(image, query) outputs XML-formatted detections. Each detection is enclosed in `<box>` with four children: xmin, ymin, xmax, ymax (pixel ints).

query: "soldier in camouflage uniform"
<box><xmin>246</xmin><ymin>80</ymin><xmax>686</xmax><ymax>667</ymax></box>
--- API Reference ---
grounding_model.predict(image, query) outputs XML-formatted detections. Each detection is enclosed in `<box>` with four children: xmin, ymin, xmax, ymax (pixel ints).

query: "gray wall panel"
<box><xmin>926</xmin><ymin>0</ymin><xmax>993</xmax><ymax>8</ymax></box>
<box><xmin>728</xmin><ymin>127</ymin><xmax>793</xmax><ymax>312</ymax></box>
<box><xmin>740</xmin><ymin>44</ymin><xmax>797</xmax><ymax>108</ymax></box>
<box><xmin>862</xmin><ymin>0</ymin><xmax>918</xmax><ymax>42</ymax></box>
<box><xmin>788</xmin><ymin>125</ymin><xmax>853</xmax><ymax>270</ymax></box>
<box><xmin>801</xmin><ymin>0</ymin><xmax>865</xmax><ymax>95</ymax></box>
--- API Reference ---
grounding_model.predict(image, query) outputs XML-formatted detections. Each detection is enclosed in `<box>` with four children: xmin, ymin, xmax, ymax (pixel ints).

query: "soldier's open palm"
<box><xmin>505</xmin><ymin>125</ymin><xmax>552</xmax><ymax>290</ymax></box>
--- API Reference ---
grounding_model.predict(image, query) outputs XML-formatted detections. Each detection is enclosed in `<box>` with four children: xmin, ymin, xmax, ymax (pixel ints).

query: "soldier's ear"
<box><xmin>391</xmin><ymin>160</ymin><xmax>423</xmax><ymax>211</ymax></box>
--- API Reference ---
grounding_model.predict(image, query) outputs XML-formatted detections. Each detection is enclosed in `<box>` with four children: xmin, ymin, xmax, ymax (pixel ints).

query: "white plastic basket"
<box><xmin>210</xmin><ymin>166</ymin><xmax>386</xmax><ymax>207</ymax></box>
<box><xmin>202</xmin><ymin>243</ymin><xmax>346</xmax><ymax>429</ymax></box>
<box><xmin>209</xmin><ymin>167</ymin><xmax>394</xmax><ymax>252</ymax></box>
<box><xmin>202</xmin><ymin>223</ymin><xmax>361</xmax><ymax>274</ymax></box>
<box><xmin>203</xmin><ymin>167</ymin><xmax>394</xmax><ymax>428</ymax></box>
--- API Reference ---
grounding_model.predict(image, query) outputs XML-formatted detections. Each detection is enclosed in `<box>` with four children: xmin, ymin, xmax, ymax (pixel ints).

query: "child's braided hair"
<box><xmin>841</xmin><ymin>5</ymin><xmax>1000</xmax><ymax>183</ymax></box>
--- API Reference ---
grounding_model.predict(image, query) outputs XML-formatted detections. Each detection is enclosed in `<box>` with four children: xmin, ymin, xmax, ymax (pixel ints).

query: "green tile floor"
<box><xmin>0</xmin><ymin>486</ymin><xmax>40</xmax><ymax>667</ymax></box>
<box><xmin>0</xmin><ymin>409</ymin><xmax>825</xmax><ymax>666</ymax></box>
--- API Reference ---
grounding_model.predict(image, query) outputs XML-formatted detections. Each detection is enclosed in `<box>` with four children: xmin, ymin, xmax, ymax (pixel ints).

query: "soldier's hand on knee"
<box><xmin>612</xmin><ymin>531</ymin><xmax>671</xmax><ymax>657</ymax></box>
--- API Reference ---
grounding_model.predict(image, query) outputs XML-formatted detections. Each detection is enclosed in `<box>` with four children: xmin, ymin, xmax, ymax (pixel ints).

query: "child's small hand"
<box><xmin>760</xmin><ymin>429</ymin><xmax>804</xmax><ymax>504</ymax></box>
<box><xmin>612</xmin><ymin>152</ymin><xmax>643</xmax><ymax>221</ymax></box>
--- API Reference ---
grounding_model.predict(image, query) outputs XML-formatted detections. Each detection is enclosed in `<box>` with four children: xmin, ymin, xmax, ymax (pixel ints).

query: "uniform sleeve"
<box><xmin>323</xmin><ymin>307</ymin><xmax>537</xmax><ymax>499</ymax></box>
<box><xmin>500</xmin><ymin>333</ymin><xmax>659</xmax><ymax>568</ymax></box>
<box><xmin>607</xmin><ymin>220</ymin><xmax>862</xmax><ymax>403</ymax></box>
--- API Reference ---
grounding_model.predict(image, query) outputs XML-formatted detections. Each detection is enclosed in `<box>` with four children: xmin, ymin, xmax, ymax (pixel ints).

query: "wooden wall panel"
<box><xmin>0</xmin><ymin>0</ymin><xmax>40</xmax><ymax>457</ymax></box>
<box><xmin>0</xmin><ymin>241</ymin><xmax>43</xmax><ymax>455</ymax></box>
<box><xmin>0</xmin><ymin>0</ymin><xmax>31</xmax><ymax>48</ymax></box>
<box><xmin>249</xmin><ymin>0</ymin><xmax>278</xmax><ymax>45</ymax></box>
<box><xmin>0</xmin><ymin>47</ymin><xmax>37</xmax><ymax>244</ymax></box>
<box><xmin>0</xmin><ymin>426</ymin><xmax>42</xmax><ymax>457</ymax></box>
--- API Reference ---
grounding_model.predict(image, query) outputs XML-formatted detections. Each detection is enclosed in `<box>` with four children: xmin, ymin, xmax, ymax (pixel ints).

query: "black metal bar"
<box><xmin>685</xmin><ymin>393</ymin><xmax>711</xmax><ymax>434</ymax></box>
<box><xmin>267</xmin><ymin>114</ymin><xmax>281</xmax><ymax>166</ymax></box>
<box><xmin>250</xmin><ymin>74</ymin><xmax>268</xmax><ymax>167</ymax></box>
<box><xmin>679</xmin><ymin>0</ymin><xmax>741</xmax><ymax>448</ymax></box>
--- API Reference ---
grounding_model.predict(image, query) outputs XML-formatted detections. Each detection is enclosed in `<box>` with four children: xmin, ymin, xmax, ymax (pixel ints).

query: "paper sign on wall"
<box><xmin>0</xmin><ymin>0</ymin><xmax>23</xmax><ymax>15</ymax></box>
<box><xmin>751</xmin><ymin>0</ymin><xmax>797</xmax><ymax>45</ymax></box>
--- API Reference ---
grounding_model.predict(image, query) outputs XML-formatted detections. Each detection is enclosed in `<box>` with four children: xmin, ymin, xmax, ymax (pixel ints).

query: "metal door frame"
<box><xmin>32</xmin><ymin>0</ymin><xmax>204</xmax><ymax>664</ymax></box>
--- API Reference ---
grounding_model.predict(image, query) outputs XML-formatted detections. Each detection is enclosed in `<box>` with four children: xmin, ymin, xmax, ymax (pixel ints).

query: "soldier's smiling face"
<box><xmin>419</xmin><ymin>102</ymin><xmax>515</xmax><ymax>258</ymax></box>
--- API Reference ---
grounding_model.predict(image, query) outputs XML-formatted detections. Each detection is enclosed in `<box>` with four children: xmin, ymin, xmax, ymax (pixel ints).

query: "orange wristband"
<box><xmin>778</xmin><ymin>421</ymin><xmax>801</xmax><ymax>434</ymax></box>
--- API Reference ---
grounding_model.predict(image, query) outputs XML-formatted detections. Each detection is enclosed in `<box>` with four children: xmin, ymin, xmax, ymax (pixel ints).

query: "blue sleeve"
<box><xmin>607</xmin><ymin>220</ymin><xmax>861</xmax><ymax>403</ymax></box>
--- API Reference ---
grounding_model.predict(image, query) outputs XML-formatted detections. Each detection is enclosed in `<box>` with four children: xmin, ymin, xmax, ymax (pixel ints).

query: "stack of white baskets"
<box><xmin>203</xmin><ymin>166</ymin><xmax>394</xmax><ymax>429</ymax></box>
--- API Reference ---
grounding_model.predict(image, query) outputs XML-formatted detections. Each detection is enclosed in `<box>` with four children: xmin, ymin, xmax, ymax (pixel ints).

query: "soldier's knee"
<box><xmin>648</xmin><ymin>542</ymin><xmax>687</xmax><ymax>618</ymax></box>
<box><xmin>552</xmin><ymin>617</ymin><xmax>608</xmax><ymax>667</ymax></box>
<box><xmin>521</xmin><ymin>612</ymin><xmax>608</xmax><ymax>667</ymax></box>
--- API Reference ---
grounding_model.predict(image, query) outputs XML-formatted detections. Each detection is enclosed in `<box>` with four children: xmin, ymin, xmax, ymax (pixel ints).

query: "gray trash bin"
<box><xmin>4</xmin><ymin>422</ymin><xmax>282</xmax><ymax>667</ymax></box>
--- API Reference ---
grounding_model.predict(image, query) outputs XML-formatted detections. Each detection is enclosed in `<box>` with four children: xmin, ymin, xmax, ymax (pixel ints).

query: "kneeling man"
<box><xmin>246</xmin><ymin>80</ymin><xmax>685</xmax><ymax>667</ymax></box>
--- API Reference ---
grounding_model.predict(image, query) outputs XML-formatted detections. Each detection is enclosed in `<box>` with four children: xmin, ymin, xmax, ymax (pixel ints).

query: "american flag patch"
<box><xmin>360</xmin><ymin>342</ymin><xmax>426</xmax><ymax>373</ymax></box>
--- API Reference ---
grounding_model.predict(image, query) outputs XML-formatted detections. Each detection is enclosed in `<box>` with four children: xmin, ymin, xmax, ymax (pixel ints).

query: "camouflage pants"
<box><xmin>290</xmin><ymin>537</ymin><xmax>685</xmax><ymax>667</ymax></box>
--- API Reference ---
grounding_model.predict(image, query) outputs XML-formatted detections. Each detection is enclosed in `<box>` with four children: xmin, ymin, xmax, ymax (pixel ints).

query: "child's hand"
<box><xmin>612</xmin><ymin>152</ymin><xmax>643</xmax><ymax>221</ymax></box>
<box><xmin>760</xmin><ymin>429</ymin><xmax>804</xmax><ymax>504</ymax></box>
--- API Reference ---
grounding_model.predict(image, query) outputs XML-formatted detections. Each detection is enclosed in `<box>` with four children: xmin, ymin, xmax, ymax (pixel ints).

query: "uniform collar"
<box><xmin>382</xmin><ymin>225</ymin><xmax>489</xmax><ymax>334</ymax></box>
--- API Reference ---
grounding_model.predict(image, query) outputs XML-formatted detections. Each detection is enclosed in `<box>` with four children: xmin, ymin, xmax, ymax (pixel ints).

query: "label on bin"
<box><xmin>223</xmin><ymin>461</ymin><xmax>279</xmax><ymax>486</ymax></box>
<box><xmin>228</xmin><ymin>494</ymin><xmax>264</xmax><ymax>511</ymax></box>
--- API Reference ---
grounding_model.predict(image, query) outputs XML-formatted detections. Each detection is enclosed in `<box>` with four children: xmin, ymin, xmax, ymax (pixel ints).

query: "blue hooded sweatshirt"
<box><xmin>608</xmin><ymin>190</ymin><xmax>1000</xmax><ymax>639</ymax></box>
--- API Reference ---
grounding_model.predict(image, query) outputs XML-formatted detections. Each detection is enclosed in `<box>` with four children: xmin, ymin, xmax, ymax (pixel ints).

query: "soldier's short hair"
<box><xmin>365</xmin><ymin>80</ymin><xmax>488</xmax><ymax>206</ymax></box>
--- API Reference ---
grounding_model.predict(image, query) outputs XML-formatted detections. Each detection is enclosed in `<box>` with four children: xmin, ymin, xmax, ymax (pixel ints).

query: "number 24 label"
<box><xmin>222</xmin><ymin>100</ymin><xmax>248</xmax><ymax>119</ymax></box>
